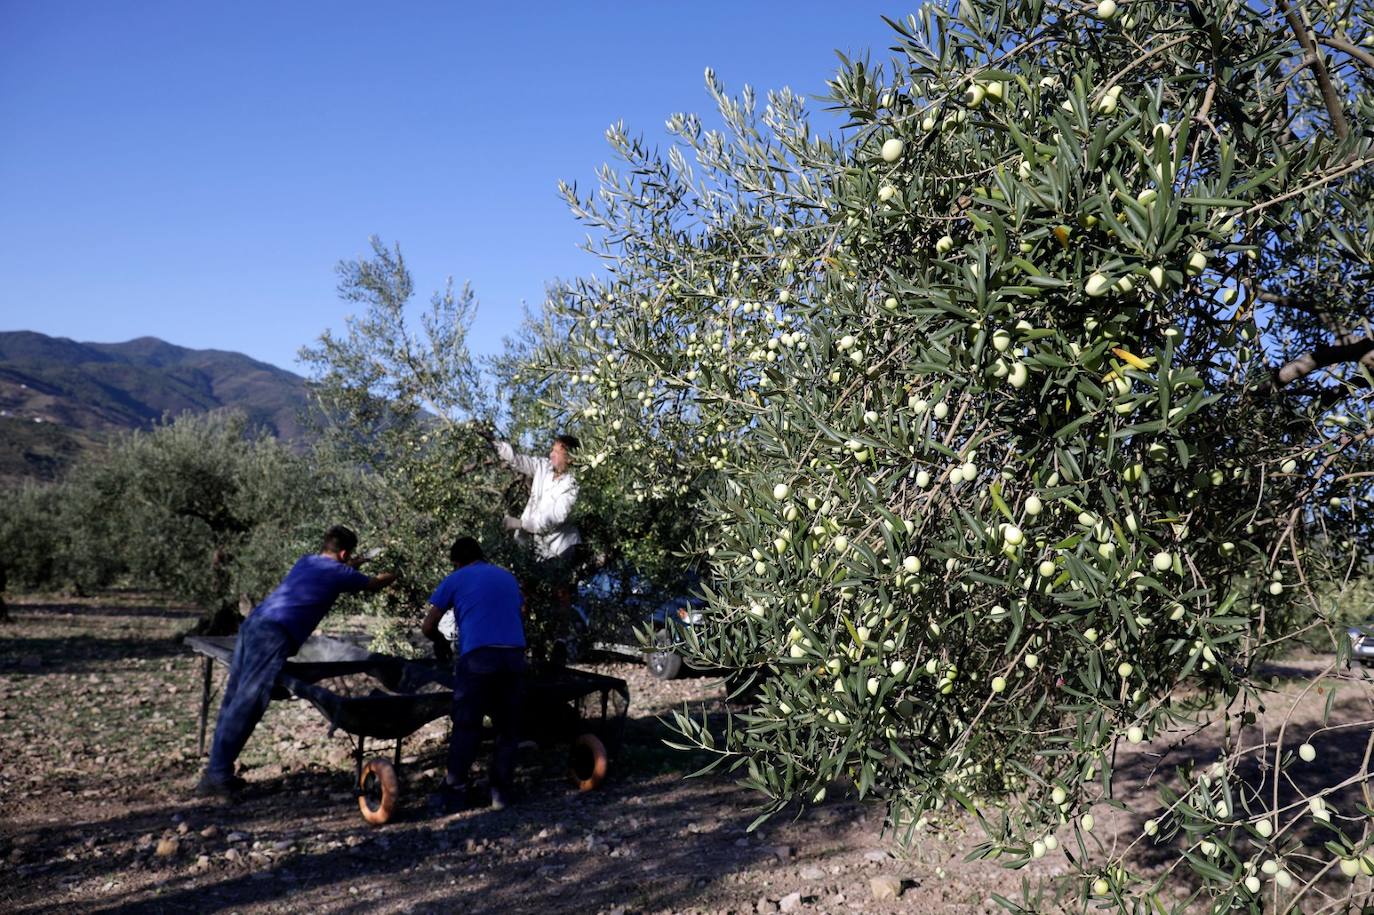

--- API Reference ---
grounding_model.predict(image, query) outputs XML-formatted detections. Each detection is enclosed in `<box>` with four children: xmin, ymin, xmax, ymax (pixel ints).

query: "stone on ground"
<box><xmin>871</xmin><ymin>875</ymin><xmax>904</xmax><ymax>900</ymax></box>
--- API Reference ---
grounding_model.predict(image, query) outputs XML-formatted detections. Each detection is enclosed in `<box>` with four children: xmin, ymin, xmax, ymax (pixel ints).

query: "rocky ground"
<box><xmin>1</xmin><ymin>594</ymin><xmax>1371</xmax><ymax>914</ymax></box>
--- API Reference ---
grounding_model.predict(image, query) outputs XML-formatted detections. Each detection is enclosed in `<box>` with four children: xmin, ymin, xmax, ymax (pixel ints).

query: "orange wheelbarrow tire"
<box><xmin>570</xmin><ymin>733</ymin><xmax>608</xmax><ymax>791</ymax></box>
<box><xmin>358</xmin><ymin>758</ymin><xmax>400</xmax><ymax>825</ymax></box>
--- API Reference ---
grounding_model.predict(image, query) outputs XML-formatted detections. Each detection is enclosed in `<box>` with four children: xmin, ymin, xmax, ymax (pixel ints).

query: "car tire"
<box><xmin>647</xmin><ymin>630</ymin><xmax>683</xmax><ymax>680</ymax></box>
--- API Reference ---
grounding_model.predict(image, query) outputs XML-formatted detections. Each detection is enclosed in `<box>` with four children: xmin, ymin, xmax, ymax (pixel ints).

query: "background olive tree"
<box><xmin>0</xmin><ymin>411</ymin><xmax>342</xmax><ymax>632</ymax></box>
<box><xmin>0</xmin><ymin>481</ymin><xmax>83</xmax><ymax>595</ymax></box>
<box><xmin>105</xmin><ymin>412</ymin><xmax>351</xmax><ymax>633</ymax></box>
<box><xmin>493</xmin><ymin>296</ymin><xmax>716</xmax><ymax>623</ymax></box>
<box><xmin>521</xmin><ymin>0</ymin><xmax>1374</xmax><ymax>909</ymax></box>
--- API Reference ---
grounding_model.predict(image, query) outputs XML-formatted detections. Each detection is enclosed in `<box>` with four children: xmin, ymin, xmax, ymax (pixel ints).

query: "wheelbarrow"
<box><xmin>186</xmin><ymin>634</ymin><xmax>629</xmax><ymax>824</ymax></box>
<box><xmin>518</xmin><ymin>663</ymin><xmax>630</xmax><ymax>791</ymax></box>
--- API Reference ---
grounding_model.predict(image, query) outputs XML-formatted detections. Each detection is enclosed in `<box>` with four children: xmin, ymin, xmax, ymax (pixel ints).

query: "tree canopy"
<box><xmin>520</xmin><ymin>0</ymin><xmax>1374</xmax><ymax>907</ymax></box>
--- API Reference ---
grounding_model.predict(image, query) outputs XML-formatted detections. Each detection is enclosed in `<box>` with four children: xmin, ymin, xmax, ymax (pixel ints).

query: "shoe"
<box><xmin>194</xmin><ymin>774</ymin><xmax>247</xmax><ymax>797</ymax></box>
<box><xmin>427</xmin><ymin>785</ymin><xmax>469</xmax><ymax>815</ymax></box>
<box><xmin>489</xmin><ymin>788</ymin><xmax>508</xmax><ymax>811</ymax></box>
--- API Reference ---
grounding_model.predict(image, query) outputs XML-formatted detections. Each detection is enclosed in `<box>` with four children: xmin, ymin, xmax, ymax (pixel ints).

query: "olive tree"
<box><xmin>0</xmin><ymin>412</ymin><xmax>341</xmax><ymax>630</ymax></box>
<box><xmin>0</xmin><ymin>456</ymin><xmax>138</xmax><ymax>597</ymax></box>
<box><xmin>526</xmin><ymin>0</ymin><xmax>1374</xmax><ymax>909</ymax></box>
<box><xmin>494</xmin><ymin>298</ymin><xmax>715</xmax><ymax>615</ymax></box>
<box><xmin>299</xmin><ymin>238</ymin><xmax>513</xmax><ymax>651</ymax></box>
<box><xmin>0</xmin><ymin>481</ymin><xmax>79</xmax><ymax>593</ymax></box>
<box><xmin>304</xmin><ymin>239</ymin><xmax>713</xmax><ymax>655</ymax></box>
<box><xmin>105</xmin><ymin>412</ymin><xmax>339</xmax><ymax>632</ymax></box>
<box><xmin>299</xmin><ymin>239</ymin><xmax>628</xmax><ymax>657</ymax></box>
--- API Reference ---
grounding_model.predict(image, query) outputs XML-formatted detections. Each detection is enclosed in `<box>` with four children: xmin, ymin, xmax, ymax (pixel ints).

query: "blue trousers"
<box><xmin>448</xmin><ymin>646</ymin><xmax>526</xmax><ymax>792</ymax></box>
<box><xmin>206</xmin><ymin>616</ymin><xmax>295</xmax><ymax>782</ymax></box>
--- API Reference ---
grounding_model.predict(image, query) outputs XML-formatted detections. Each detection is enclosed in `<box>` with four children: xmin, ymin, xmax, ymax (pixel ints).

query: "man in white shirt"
<box><xmin>495</xmin><ymin>433</ymin><xmax>582</xmax><ymax>662</ymax></box>
<box><xmin>496</xmin><ymin>434</ymin><xmax>581</xmax><ymax>562</ymax></box>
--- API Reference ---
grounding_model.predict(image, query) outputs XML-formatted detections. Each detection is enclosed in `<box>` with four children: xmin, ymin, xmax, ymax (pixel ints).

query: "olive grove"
<box><xmin>522</xmin><ymin>0</ymin><xmax>1374</xmax><ymax>909</ymax></box>
<box><xmin>0</xmin><ymin>412</ymin><xmax>342</xmax><ymax>632</ymax></box>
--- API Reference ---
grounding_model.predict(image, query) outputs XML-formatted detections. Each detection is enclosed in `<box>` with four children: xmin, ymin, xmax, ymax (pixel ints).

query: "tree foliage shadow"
<box><xmin>0</xmin><ymin>600</ymin><xmax>197</xmax><ymax>675</ymax></box>
<box><xmin>0</xmin><ymin>633</ymin><xmax>186</xmax><ymax>674</ymax></box>
<box><xmin>8</xmin><ymin>596</ymin><xmax>199</xmax><ymax>620</ymax></box>
<box><xmin>1118</xmin><ymin>692</ymin><xmax>1374</xmax><ymax>894</ymax></box>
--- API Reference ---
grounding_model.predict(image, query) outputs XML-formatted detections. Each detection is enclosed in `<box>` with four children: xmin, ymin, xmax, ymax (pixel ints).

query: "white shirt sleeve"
<box><xmin>496</xmin><ymin>441</ymin><xmax>544</xmax><ymax>478</ymax></box>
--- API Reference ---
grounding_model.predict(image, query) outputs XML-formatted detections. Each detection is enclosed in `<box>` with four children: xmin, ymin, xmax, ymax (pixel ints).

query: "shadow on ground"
<box><xmin>1</xmin><ymin>598</ymin><xmax>827</xmax><ymax>915</ymax></box>
<box><xmin>0</xmin><ymin>632</ymin><xmax>187</xmax><ymax>674</ymax></box>
<box><xmin>1117</xmin><ymin>688</ymin><xmax>1374</xmax><ymax>896</ymax></box>
<box><xmin>5</xmin><ymin>728</ymin><xmax>809</xmax><ymax>915</ymax></box>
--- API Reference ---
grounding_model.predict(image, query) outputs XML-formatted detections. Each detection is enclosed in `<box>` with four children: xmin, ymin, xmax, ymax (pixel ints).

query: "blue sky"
<box><xmin>0</xmin><ymin>1</ymin><xmax>903</xmax><ymax>373</ymax></box>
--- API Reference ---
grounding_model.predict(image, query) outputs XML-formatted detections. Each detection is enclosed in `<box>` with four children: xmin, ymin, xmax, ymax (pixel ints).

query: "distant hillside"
<box><xmin>0</xmin><ymin>331</ymin><xmax>313</xmax><ymax>483</ymax></box>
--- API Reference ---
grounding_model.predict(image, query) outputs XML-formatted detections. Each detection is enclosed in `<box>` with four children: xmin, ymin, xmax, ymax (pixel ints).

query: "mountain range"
<box><xmin>0</xmin><ymin>331</ymin><xmax>312</xmax><ymax>483</ymax></box>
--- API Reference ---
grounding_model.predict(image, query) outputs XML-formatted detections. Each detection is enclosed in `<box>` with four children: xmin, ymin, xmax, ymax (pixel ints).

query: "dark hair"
<box><xmin>322</xmin><ymin>525</ymin><xmax>359</xmax><ymax>554</ymax></box>
<box><xmin>554</xmin><ymin>433</ymin><xmax>581</xmax><ymax>452</ymax></box>
<box><xmin>449</xmin><ymin>536</ymin><xmax>484</xmax><ymax>567</ymax></box>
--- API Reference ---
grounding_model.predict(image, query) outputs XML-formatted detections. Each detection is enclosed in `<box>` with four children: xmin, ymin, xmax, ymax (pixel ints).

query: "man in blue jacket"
<box><xmin>421</xmin><ymin>536</ymin><xmax>525</xmax><ymax>811</ymax></box>
<box><xmin>196</xmin><ymin>525</ymin><xmax>397</xmax><ymax>796</ymax></box>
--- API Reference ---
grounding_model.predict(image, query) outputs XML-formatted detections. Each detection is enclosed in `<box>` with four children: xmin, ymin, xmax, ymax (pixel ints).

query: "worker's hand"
<box><xmin>348</xmin><ymin>547</ymin><xmax>383</xmax><ymax>569</ymax></box>
<box><xmin>502</xmin><ymin>514</ymin><xmax>523</xmax><ymax>532</ymax></box>
<box><xmin>495</xmin><ymin>441</ymin><xmax>514</xmax><ymax>463</ymax></box>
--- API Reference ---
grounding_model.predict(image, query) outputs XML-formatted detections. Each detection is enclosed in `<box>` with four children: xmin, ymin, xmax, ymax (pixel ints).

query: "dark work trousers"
<box><xmin>538</xmin><ymin>547</ymin><xmax>582</xmax><ymax>653</ymax></box>
<box><xmin>206</xmin><ymin>616</ymin><xmax>295</xmax><ymax>782</ymax></box>
<box><xmin>447</xmin><ymin>646</ymin><xmax>527</xmax><ymax>792</ymax></box>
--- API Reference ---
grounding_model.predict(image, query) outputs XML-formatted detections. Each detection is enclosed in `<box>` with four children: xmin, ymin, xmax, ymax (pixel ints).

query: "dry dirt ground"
<box><xmin>2</xmin><ymin>594</ymin><xmax>1372</xmax><ymax>915</ymax></box>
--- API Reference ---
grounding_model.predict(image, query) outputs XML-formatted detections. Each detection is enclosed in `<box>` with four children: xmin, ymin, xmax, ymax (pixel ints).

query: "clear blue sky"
<box><xmin>0</xmin><ymin>1</ymin><xmax>903</xmax><ymax>374</ymax></box>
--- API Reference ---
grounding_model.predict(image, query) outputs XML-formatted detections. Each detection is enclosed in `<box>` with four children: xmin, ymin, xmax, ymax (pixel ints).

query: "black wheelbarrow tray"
<box><xmin>185</xmin><ymin>634</ymin><xmax>629</xmax><ymax>824</ymax></box>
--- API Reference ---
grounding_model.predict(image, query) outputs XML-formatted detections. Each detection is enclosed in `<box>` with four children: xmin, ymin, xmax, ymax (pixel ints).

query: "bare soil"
<box><xmin>1</xmin><ymin>594</ymin><xmax>1369</xmax><ymax>914</ymax></box>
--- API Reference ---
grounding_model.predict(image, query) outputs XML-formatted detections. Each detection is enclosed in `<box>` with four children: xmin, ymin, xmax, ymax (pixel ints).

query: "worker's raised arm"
<box><xmin>363</xmin><ymin>571</ymin><xmax>398</xmax><ymax>593</ymax></box>
<box><xmin>494</xmin><ymin>441</ymin><xmax>544</xmax><ymax>478</ymax></box>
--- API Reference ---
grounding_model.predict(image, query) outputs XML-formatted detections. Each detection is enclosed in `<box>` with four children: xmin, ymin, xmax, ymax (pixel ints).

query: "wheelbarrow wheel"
<box><xmin>358</xmin><ymin>758</ymin><xmax>399</xmax><ymax>825</ymax></box>
<box><xmin>570</xmin><ymin>733</ymin><xmax>608</xmax><ymax>791</ymax></box>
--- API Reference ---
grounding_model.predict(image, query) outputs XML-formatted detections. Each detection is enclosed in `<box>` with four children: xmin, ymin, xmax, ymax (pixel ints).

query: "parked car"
<box><xmin>1346</xmin><ymin>622</ymin><xmax>1374</xmax><ymax>665</ymax></box>
<box><xmin>572</xmin><ymin>567</ymin><xmax>706</xmax><ymax>679</ymax></box>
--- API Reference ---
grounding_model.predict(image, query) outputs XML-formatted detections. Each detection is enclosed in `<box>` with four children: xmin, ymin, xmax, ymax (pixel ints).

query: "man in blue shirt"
<box><xmin>196</xmin><ymin>525</ymin><xmax>397</xmax><ymax>796</ymax></box>
<box><xmin>421</xmin><ymin>536</ymin><xmax>525</xmax><ymax>811</ymax></box>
